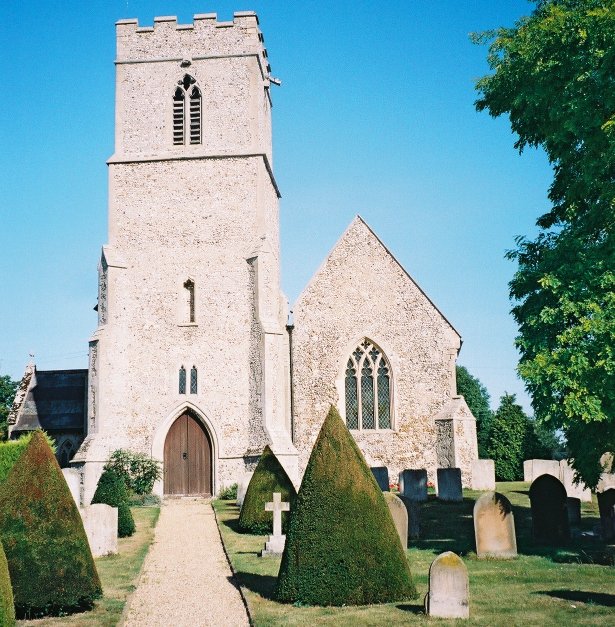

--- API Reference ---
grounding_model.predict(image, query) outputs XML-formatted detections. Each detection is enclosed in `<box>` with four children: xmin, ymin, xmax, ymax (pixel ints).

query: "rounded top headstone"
<box><xmin>426</xmin><ymin>551</ymin><xmax>469</xmax><ymax>619</ymax></box>
<box><xmin>473</xmin><ymin>491</ymin><xmax>517</xmax><ymax>559</ymax></box>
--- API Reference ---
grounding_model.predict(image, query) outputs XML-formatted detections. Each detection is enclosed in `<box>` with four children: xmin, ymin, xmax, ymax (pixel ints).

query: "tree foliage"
<box><xmin>456</xmin><ymin>365</ymin><xmax>493</xmax><ymax>458</ymax></box>
<box><xmin>105</xmin><ymin>449</ymin><xmax>162</xmax><ymax>495</ymax></box>
<box><xmin>0</xmin><ymin>540</ymin><xmax>15</xmax><ymax>627</ymax></box>
<box><xmin>488</xmin><ymin>394</ymin><xmax>529</xmax><ymax>481</ymax></box>
<box><xmin>474</xmin><ymin>0</ymin><xmax>615</xmax><ymax>487</ymax></box>
<box><xmin>92</xmin><ymin>469</ymin><xmax>136</xmax><ymax>538</ymax></box>
<box><xmin>0</xmin><ymin>376</ymin><xmax>18</xmax><ymax>441</ymax></box>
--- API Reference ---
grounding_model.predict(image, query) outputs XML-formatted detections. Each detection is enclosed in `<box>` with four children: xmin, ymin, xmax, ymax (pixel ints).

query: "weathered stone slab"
<box><xmin>62</xmin><ymin>467</ymin><xmax>81</xmax><ymax>507</ymax></box>
<box><xmin>425</xmin><ymin>551</ymin><xmax>469</xmax><ymax>619</ymax></box>
<box><xmin>559</xmin><ymin>460</ymin><xmax>592</xmax><ymax>502</ymax></box>
<box><xmin>370</xmin><ymin>466</ymin><xmax>389</xmax><ymax>491</ymax></box>
<box><xmin>398</xmin><ymin>495</ymin><xmax>420</xmax><ymax>541</ymax></box>
<box><xmin>597</xmin><ymin>489</ymin><xmax>615</xmax><ymax>542</ymax></box>
<box><xmin>597</xmin><ymin>472</ymin><xmax>615</xmax><ymax>493</ymax></box>
<box><xmin>566</xmin><ymin>497</ymin><xmax>581</xmax><ymax>527</ymax></box>
<box><xmin>473</xmin><ymin>491</ymin><xmax>517</xmax><ymax>558</ymax></box>
<box><xmin>523</xmin><ymin>459</ymin><xmax>559</xmax><ymax>483</ymax></box>
<box><xmin>529</xmin><ymin>474</ymin><xmax>570</xmax><ymax>544</ymax></box>
<box><xmin>471</xmin><ymin>459</ymin><xmax>495</xmax><ymax>491</ymax></box>
<box><xmin>398</xmin><ymin>469</ymin><xmax>427</xmax><ymax>502</ymax></box>
<box><xmin>383</xmin><ymin>492</ymin><xmax>408</xmax><ymax>550</ymax></box>
<box><xmin>437</xmin><ymin>468</ymin><xmax>462</xmax><ymax>502</ymax></box>
<box><xmin>236</xmin><ymin>471</ymin><xmax>253</xmax><ymax>508</ymax></box>
<box><xmin>80</xmin><ymin>504</ymin><xmax>118</xmax><ymax>557</ymax></box>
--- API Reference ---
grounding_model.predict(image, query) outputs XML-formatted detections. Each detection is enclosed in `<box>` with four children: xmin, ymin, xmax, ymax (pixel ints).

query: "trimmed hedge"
<box><xmin>0</xmin><ymin>432</ymin><xmax>55</xmax><ymax>484</ymax></box>
<box><xmin>92</xmin><ymin>469</ymin><xmax>136</xmax><ymax>538</ymax></box>
<box><xmin>0</xmin><ymin>541</ymin><xmax>15</xmax><ymax>626</ymax></box>
<box><xmin>276</xmin><ymin>406</ymin><xmax>417</xmax><ymax>606</ymax></box>
<box><xmin>0</xmin><ymin>431</ymin><xmax>101</xmax><ymax>617</ymax></box>
<box><xmin>238</xmin><ymin>445</ymin><xmax>296</xmax><ymax>534</ymax></box>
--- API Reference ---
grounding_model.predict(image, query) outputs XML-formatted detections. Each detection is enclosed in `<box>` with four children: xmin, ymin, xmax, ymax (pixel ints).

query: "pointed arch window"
<box><xmin>179</xmin><ymin>366</ymin><xmax>187</xmax><ymax>394</ymax></box>
<box><xmin>344</xmin><ymin>339</ymin><xmax>392</xmax><ymax>430</ymax></box>
<box><xmin>190</xmin><ymin>366</ymin><xmax>198</xmax><ymax>394</ymax></box>
<box><xmin>172</xmin><ymin>75</ymin><xmax>201</xmax><ymax>146</ymax></box>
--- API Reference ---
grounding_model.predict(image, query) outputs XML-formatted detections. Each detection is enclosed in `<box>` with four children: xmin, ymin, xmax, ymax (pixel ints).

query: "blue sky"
<box><xmin>0</xmin><ymin>0</ymin><xmax>551</xmax><ymax>411</ymax></box>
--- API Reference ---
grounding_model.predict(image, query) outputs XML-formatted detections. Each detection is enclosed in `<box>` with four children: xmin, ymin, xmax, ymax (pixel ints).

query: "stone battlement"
<box><xmin>116</xmin><ymin>11</ymin><xmax>270</xmax><ymax>71</ymax></box>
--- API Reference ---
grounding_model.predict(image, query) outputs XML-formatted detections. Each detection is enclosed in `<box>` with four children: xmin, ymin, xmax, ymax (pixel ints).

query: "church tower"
<box><xmin>74</xmin><ymin>12</ymin><xmax>297</xmax><ymax>502</ymax></box>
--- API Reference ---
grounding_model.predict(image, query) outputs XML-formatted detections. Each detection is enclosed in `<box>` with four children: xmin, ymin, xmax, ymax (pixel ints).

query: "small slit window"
<box><xmin>190</xmin><ymin>366</ymin><xmax>198</xmax><ymax>394</ymax></box>
<box><xmin>184</xmin><ymin>279</ymin><xmax>195</xmax><ymax>323</ymax></box>
<box><xmin>344</xmin><ymin>339</ymin><xmax>392</xmax><ymax>430</ymax></box>
<box><xmin>172</xmin><ymin>75</ymin><xmax>201</xmax><ymax>146</ymax></box>
<box><xmin>179</xmin><ymin>366</ymin><xmax>186</xmax><ymax>394</ymax></box>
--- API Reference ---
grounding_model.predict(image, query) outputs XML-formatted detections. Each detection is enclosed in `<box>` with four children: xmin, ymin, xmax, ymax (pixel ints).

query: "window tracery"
<box><xmin>172</xmin><ymin>75</ymin><xmax>201</xmax><ymax>146</ymax></box>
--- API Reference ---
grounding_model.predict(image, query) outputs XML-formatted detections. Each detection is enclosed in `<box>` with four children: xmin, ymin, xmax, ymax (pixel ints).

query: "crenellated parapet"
<box><xmin>116</xmin><ymin>12</ymin><xmax>271</xmax><ymax>74</ymax></box>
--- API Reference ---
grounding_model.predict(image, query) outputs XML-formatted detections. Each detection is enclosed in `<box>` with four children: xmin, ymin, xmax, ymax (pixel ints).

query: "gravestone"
<box><xmin>566</xmin><ymin>497</ymin><xmax>581</xmax><ymax>527</ymax></box>
<box><xmin>383</xmin><ymin>492</ymin><xmax>408</xmax><ymax>550</ymax></box>
<box><xmin>597</xmin><ymin>489</ymin><xmax>615</xmax><ymax>542</ymax></box>
<box><xmin>398</xmin><ymin>495</ymin><xmax>420</xmax><ymax>541</ymax></box>
<box><xmin>529</xmin><ymin>474</ymin><xmax>570</xmax><ymax>544</ymax></box>
<box><xmin>62</xmin><ymin>467</ymin><xmax>81</xmax><ymax>507</ymax></box>
<box><xmin>559</xmin><ymin>460</ymin><xmax>592</xmax><ymax>502</ymax></box>
<box><xmin>437</xmin><ymin>468</ymin><xmax>462</xmax><ymax>502</ymax></box>
<box><xmin>424</xmin><ymin>551</ymin><xmax>469</xmax><ymax>619</ymax></box>
<box><xmin>398</xmin><ymin>469</ymin><xmax>428</xmax><ymax>502</ymax></box>
<box><xmin>597</xmin><ymin>472</ymin><xmax>615</xmax><ymax>492</ymax></box>
<box><xmin>473</xmin><ymin>491</ymin><xmax>517</xmax><ymax>558</ymax></box>
<box><xmin>80</xmin><ymin>504</ymin><xmax>118</xmax><ymax>557</ymax></box>
<box><xmin>523</xmin><ymin>459</ymin><xmax>559</xmax><ymax>483</ymax></box>
<box><xmin>370</xmin><ymin>466</ymin><xmax>389</xmax><ymax>491</ymax></box>
<box><xmin>236</xmin><ymin>471</ymin><xmax>253</xmax><ymax>509</ymax></box>
<box><xmin>261</xmin><ymin>492</ymin><xmax>290</xmax><ymax>556</ymax></box>
<box><xmin>471</xmin><ymin>460</ymin><xmax>495</xmax><ymax>491</ymax></box>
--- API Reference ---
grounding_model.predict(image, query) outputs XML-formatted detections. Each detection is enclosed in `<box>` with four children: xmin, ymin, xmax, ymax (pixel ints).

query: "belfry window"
<box><xmin>344</xmin><ymin>339</ymin><xmax>392</xmax><ymax>430</ymax></box>
<box><xmin>190</xmin><ymin>366</ymin><xmax>198</xmax><ymax>394</ymax></box>
<box><xmin>184</xmin><ymin>279</ymin><xmax>195</xmax><ymax>323</ymax></box>
<box><xmin>179</xmin><ymin>366</ymin><xmax>187</xmax><ymax>394</ymax></box>
<box><xmin>172</xmin><ymin>75</ymin><xmax>201</xmax><ymax>146</ymax></box>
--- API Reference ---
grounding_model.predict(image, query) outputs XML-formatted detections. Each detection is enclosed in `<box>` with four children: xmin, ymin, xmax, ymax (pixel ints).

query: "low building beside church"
<box><xmin>9</xmin><ymin>11</ymin><xmax>477</xmax><ymax>503</ymax></box>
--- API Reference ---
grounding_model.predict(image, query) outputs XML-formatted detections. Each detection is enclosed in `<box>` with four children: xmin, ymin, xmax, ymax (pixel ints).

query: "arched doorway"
<box><xmin>163</xmin><ymin>412</ymin><xmax>212</xmax><ymax>496</ymax></box>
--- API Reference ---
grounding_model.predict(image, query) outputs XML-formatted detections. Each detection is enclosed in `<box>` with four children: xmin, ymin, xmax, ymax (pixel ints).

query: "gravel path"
<box><xmin>122</xmin><ymin>498</ymin><xmax>249</xmax><ymax>627</ymax></box>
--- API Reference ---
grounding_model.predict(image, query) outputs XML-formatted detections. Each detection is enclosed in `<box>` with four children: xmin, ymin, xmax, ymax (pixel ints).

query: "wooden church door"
<box><xmin>163</xmin><ymin>413</ymin><xmax>212</xmax><ymax>496</ymax></box>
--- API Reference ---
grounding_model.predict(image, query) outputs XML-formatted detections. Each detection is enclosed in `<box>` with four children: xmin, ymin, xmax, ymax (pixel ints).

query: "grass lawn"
<box><xmin>214</xmin><ymin>483</ymin><xmax>615</xmax><ymax>625</ymax></box>
<box><xmin>18</xmin><ymin>506</ymin><xmax>160</xmax><ymax>626</ymax></box>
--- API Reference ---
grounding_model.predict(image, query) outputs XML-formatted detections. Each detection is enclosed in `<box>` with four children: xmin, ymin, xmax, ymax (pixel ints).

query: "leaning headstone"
<box><xmin>437</xmin><ymin>468</ymin><xmax>463</xmax><ymax>502</ymax></box>
<box><xmin>566</xmin><ymin>497</ymin><xmax>581</xmax><ymax>527</ymax></box>
<box><xmin>559</xmin><ymin>460</ymin><xmax>592</xmax><ymax>502</ymax></box>
<box><xmin>383</xmin><ymin>492</ymin><xmax>408</xmax><ymax>550</ymax></box>
<box><xmin>471</xmin><ymin>460</ymin><xmax>495</xmax><ymax>491</ymax></box>
<box><xmin>236</xmin><ymin>471</ymin><xmax>253</xmax><ymax>508</ymax></box>
<box><xmin>473</xmin><ymin>491</ymin><xmax>517</xmax><ymax>558</ymax></box>
<box><xmin>370</xmin><ymin>466</ymin><xmax>389</xmax><ymax>491</ymax></box>
<box><xmin>523</xmin><ymin>459</ymin><xmax>559</xmax><ymax>483</ymax></box>
<box><xmin>398</xmin><ymin>495</ymin><xmax>420</xmax><ymax>541</ymax></box>
<box><xmin>399</xmin><ymin>469</ymin><xmax>428</xmax><ymax>502</ymax></box>
<box><xmin>529</xmin><ymin>474</ymin><xmax>570</xmax><ymax>544</ymax></box>
<box><xmin>62</xmin><ymin>468</ymin><xmax>81</xmax><ymax>507</ymax></box>
<box><xmin>597</xmin><ymin>489</ymin><xmax>615</xmax><ymax>542</ymax></box>
<box><xmin>80</xmin><ymin>504</ymin><xmax>118</xmax><ymax>557</ymax></box>
<box><xmin>261</xmin><ymin>492</ymin><xmax>290</xmax><ymax>557</ymax></box>
<box><xmin>424</xmin><ymin>551</ymin><xmax>469</xmax><ymax>619</ymax></box>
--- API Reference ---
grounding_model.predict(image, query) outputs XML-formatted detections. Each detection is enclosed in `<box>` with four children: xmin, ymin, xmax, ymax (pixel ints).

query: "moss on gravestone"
<box><xmin>276</xmin><ymin>406</ymin><xmax>417</xmax><ymax>606</ymax></box>
<box><xmin>238</xmin><ymin>445</ymin><xmax>296</xmax><ymax>534</ymax></box>
<box><xmin>0</xmin><ymin>431</ymin><xmax>102</xmax><ymax>618</ymax></box>
<box><xmin>92</xmin><ymin>469</ymin><xmax>136</xmax><ymax>538</ymax></box>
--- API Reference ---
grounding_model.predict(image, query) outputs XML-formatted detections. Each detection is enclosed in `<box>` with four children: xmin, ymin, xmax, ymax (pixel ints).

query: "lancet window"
<box><xmin>172</xmin><ymin>74</ymin><xmax>201</xmax><ymax>146</ymax></box>
<box><xmin>190</xmin><ymin>366</ymin><xmax>198</xmax><ymax>394</ymax></box>
<box><xmin>344</xmin><ymin>339</ymin><xmax>392</xmax><ymax>430</ymax></box>
<box><xmin>184</xmin><ymin>279</ymin><xmax>195</xmax><ymax>323</ymax></box>
<box><xmin>179</xmin><ymin>366</ymin><xmax>187</xmax><ymax>394</ymax></box>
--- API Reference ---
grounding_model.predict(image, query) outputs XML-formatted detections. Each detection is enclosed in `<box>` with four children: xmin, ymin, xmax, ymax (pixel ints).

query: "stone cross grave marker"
<box><xmin>597</xmin><ymin>489</ymin><xmax>615</xmax><ymax>542</ymax></box>
<box><xmin>370</xmin><ymin>466</ymin><xmax>390</xmax><ymax>491</ymax></box>
<box><xmin>437</xmin><ymin>468</ymin><xmax>463</xmax><ymax>502</ymax></box>
<box><xmin>529</xmin><ymin>474</ymin><xmax>570</xmax><ymax>544</ymax></box>
<box><xmin>399</xmin><ymin>469</ymin><xmax>427</xmax><ymax>502</ymax></box>
<box><xmin>261</xmin><ymin>492</ymin><xmax>290</xmax><ymax>557</ymax></box>
<box><xmin>425</xmin><ymin>551</ymin><xmax>469</xmax><ymax>619</ymax></box>
<box><xmin>473</xmin><ymin>491</ymin><xmax>517</xmax><ymax>559</ymax></box>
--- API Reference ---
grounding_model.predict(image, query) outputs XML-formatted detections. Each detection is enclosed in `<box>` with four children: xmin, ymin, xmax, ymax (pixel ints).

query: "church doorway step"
<box><xmin>163</xmin><ymin>413</ymin><xmax>212</xmax><ymax>496</ymax></box>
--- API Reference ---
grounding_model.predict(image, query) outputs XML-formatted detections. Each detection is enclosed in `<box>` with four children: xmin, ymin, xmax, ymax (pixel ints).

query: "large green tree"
<box><xmin>488</xmin><ymin>393</ymin><xmax>529</xmax><ymax>481</ymax></box>
<box><xmin>0</xmin><ymin>376</ymin><xmax>18</xmax><ymax>441</ymax></box>
<box><xmin>474</xmin><ymin>0</ymin><xmax>615</xmax><ymax>487</ymax></box>
<box><xmin>456</xmin><ymin>365</ymin><xmax>493</xmax><ymax>458</ymax></box>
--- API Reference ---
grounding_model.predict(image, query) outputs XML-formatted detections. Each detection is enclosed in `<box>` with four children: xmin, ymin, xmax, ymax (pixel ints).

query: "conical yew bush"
<box><xmin>238</xmin><ymin>445</ymin><xmax>296</xmax><ymax>534</ymax></box>
<box><xmin>276</xmin><ymin>406</ymin><xmax>416</xmax><ymax>605</ymax></box>
<box><xmin>0</xmin><ymin>540</ymin><xmax>15</xmax><ymax>626</ymax></box>
<box><xmin>92</xmin><ymin>469</ymin><xmax>136</xmax><ymax>537</ymax></box>
<box><xmin>0</xmin><ymin>431</ymin><xmax>102</xmax><ymax>617</ymax></box>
